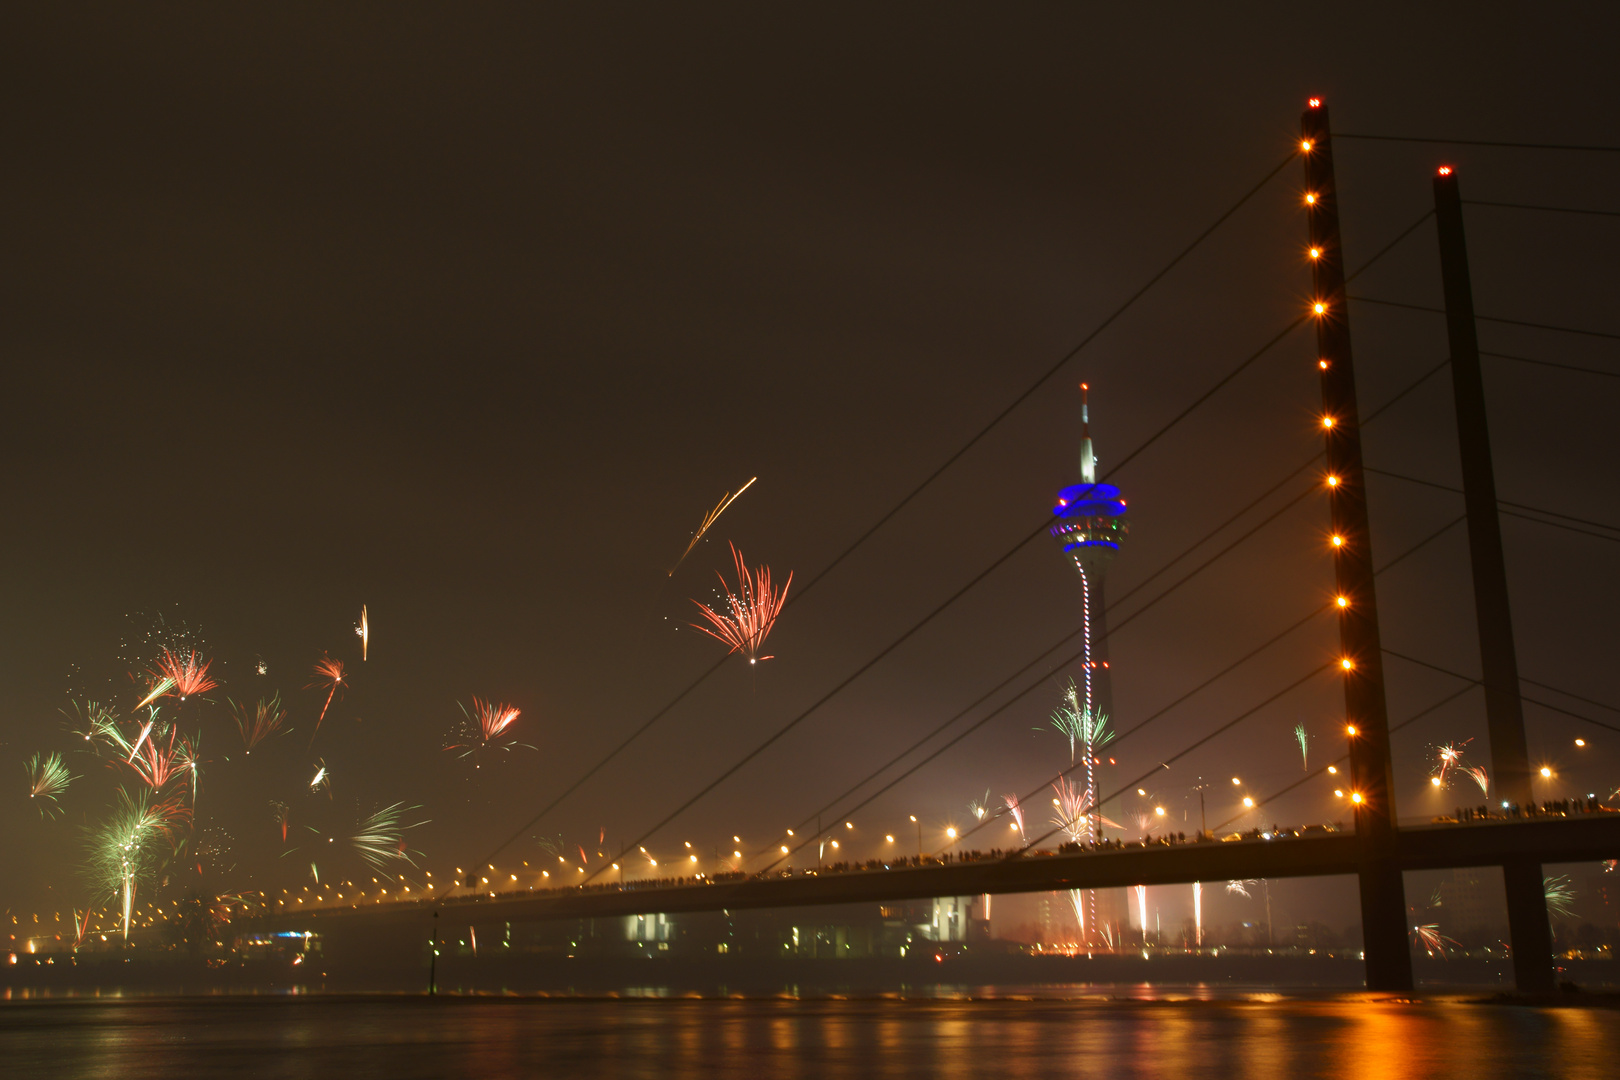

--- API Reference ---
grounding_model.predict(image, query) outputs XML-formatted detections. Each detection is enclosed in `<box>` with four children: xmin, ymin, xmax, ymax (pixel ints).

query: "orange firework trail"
<box><xmin>670</xmin><ymin>477</ymin><xmax>757</xmax><ymax>576</ymax></box>
<box><xmin>306</xmin><ymin>655</ymin><xmax>346</xmax><ymax>745</ymax></box>
<box><xmin>357</xmin><ymin>604</ymin><xmax>369</xmax><ymax>661</ymax></box>
<box><xmin>150</xmin><ymin>648</ymin><xmax>219</xmax><ymax>701</ymax></box>
<box><xmin>689</xmin><ymin>543</ymin><xmax>791</xmax><ymax>664</ymax></box>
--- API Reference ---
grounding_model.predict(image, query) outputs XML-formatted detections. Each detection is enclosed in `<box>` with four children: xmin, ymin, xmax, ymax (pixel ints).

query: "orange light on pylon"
<box><xmin>1309</xmin><ymin>247</ymin><xmax>1322</xmax><ymax>260</ymax></box>
<box><xmin>1301</xmin><ymin>140</ymin><xmax>1313</xmax><ymax>152</ymax></box>
<box><xmin>1312</xmin><ymin>301</ymin><xmax>1327</xmax><ymax>315</ymax></box>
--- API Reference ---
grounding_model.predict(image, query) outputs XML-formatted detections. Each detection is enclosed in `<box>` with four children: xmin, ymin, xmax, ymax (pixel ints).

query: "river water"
<box><xmin>2</xmin><ymin>990</ymin><xmax>1616</xmax><ymax>1078</ymax></box>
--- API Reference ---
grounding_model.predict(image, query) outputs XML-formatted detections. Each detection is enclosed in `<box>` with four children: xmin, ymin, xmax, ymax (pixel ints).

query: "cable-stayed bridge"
<box><xmin>251</xmin><ymin>101</ymin><xmax>1620</xmax><ymax>995</ymax></box>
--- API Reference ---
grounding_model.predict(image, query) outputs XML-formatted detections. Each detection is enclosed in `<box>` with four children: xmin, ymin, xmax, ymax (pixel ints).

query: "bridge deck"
<box><xmin>259</xmin><ymin>815</ymin><xmax>1620</xmax><ymax>931</ymax></box>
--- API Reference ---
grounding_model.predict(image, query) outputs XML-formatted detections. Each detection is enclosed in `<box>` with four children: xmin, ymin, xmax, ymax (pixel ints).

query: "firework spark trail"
<box><xmin>1065</xmin><ymin>889</ymin><xmax>1086</xmax><ymax>941</ymax></box>
<box><xmin>967</xmin><ymin>789</ymin><xmax>992</xmax><ymax>823</ymax></box>
<box><xmin>309</xmin><ymin>761</ymin><xmax>330</xmax><ymax>794</ymax></box>
<box><xmin>1003</xmin><ymin>793</ymin><xmax>1025</xmax><ymax>842</ymax></box>
<box><xmin>126</xmin><ymin>718</ymin><xmax>156</xmax><ymax>762</ymax></box>
<box><xmin>231</xmin><ymin>694</ymin><xmax>290</xmax><ymax>753</ymax></box>
<box><xmin>25</xmin><ymin>752</ymin><xmax>76</xmax><ymax>818</ymax></box>
<box><xmin>670</xmin><ymin>477</ymin><xmax>758</xmax><ymax>576</ymax></box>
<box><xmin>1432</xmin><ymin>739</ymin><xmax>1473</xmax><ymax>786</ymax></box>
<box><xmin>118</xmin><ymin>723</ymin><xmax>200</xmax><ymax>796</ymax></box>
<box><xmin>357</xmin><ymin>604</ymin><xmax>369</xmax><ymax>661</ymax></box>
<box><xmin>72</xmin><ymin>908</ymin><xmax>93</xmax><ymax>951</ymax></box>
<box><xmin>1048</xmin><ymin>679</ymin><xmax>1113</xmax><ymax>909</ymax></box>
<box><xmin>1294</xmin><ymin>724</ymin><xmax>1309</xmax><ymax>770</ymax></box>
<box><xmin>86</xmin><ymin>787</ymin><xmax>190</xmax><ymax>939</ymax></box>
<box><xmin>1464</xmin><ymin>766</ymin><xmax>1489</xmax><ymax>795</ymax></box>
<box><xmin>64</xmin><ymin>700</ymin><xmax>121</xmax><ymax>751</ymax></box>
<box><xmin>350</xmin><ymin>803</ymin><xmax>428</xmax><ymax>872</ymax></box>
<box><xmin>306</xmin><ymin>655</ymin><xmax>346</xmax><ymax>745</ymax></box>
<box><xmin>1544</xmin><ymin>875</ymin><xmax>1577</xmax><ymax>919</ymax></box>
<box><xmin>1226</xmin><ymin>878</ymin><xmax>1258</xmax><ymax>898</ymax></box>
<box><xmin>1050</xmin><ymin>777</ymin><xmax>1119</xmax><ymax>843</ymax></box>
<box><xmin>689</xmin><ymin>543</ymin><xmax>791</xmax><ymax>665</ymax></box>
<box><xmin>444</xmin><ymin>697</ymin><xmax>531</xmax><ymax>761</ymax></box>
<box><xmin>1050</xmin><ymin>777</ymin><xmax>1093</xmax><ymax>844</ymax></box>
<box><xmin>151</xmin><ymin>648</ymin><xmax>219</xmax><ymax>701</ymax></box>
<box><xmin>271</xmin><ymin>801</ymin><xmax>291</xmax><ymax>843</ymax></box>
<box><xmin>134</xmin><ymin>677</ymin><xmax>176</xmax><ymax>713</ymax></box>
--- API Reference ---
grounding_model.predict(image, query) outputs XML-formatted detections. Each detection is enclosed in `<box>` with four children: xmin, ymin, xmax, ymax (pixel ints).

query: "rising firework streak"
<box><xmin>670</xmin><ymin>477</ymin><xmax>757</xmax><ymax>576</ymax></box>
<box><xmin>134</xmin><ymin>677</ymin><xmax>176</xmax><ymax>713</ymax></box>
<box><xmin>357</xmin><ymin>604</ymin><xmax>369</xmax><ymax>661</ymax></box>
<box><xmin>306</xmin><ymin>655</ymin><xmax>346</xmax><ymax>745</ymax></box>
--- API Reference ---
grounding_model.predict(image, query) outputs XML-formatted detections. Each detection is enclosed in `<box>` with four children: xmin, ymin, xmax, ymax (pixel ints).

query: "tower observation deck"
<box><xmin>1049</xmin><ymin>384</ymin><xmax>1129</xmax><ymax>725</ymax></box>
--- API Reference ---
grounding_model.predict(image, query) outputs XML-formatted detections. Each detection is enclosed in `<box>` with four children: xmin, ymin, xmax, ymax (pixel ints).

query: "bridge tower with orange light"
<box><xmin>1303</xmin><ymin>97</ymin><xmax>1414</xmax><ymax>993</ymax></box>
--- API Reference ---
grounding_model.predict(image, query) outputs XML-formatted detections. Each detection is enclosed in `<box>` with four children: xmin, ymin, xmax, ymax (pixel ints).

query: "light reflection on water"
<box><xmin>2</xmin><ymin>991</ymin><xmax>1617</xmax><ymax>1079</ymax></box>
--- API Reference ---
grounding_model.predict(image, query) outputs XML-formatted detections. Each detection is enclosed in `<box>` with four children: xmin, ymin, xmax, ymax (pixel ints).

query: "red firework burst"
<box><xmin>305</xmin><ymin>654</ymin><xmax>346</xmax><ymax>745</ymax></box>
<box><xmin>689</xmin><ymin>543</ymin><xmax>791</xmax><ymax>664</ymax></box>
<box><xmin>150</xmin><ymin>648</ymin><xmax>219</xmax><ymax>701</ymax></box>
<box><xmin>120</xmin><ymin>722</ymin><xmax>199</xmax><ymax>796</ymax></box>
<box><xmin>444</xmin><ymin>696</ymin><xmax>528</xmax><ymax>760</ymax></box>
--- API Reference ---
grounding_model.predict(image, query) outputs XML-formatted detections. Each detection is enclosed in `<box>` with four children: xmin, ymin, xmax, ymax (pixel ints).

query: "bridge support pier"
<box><xmin>1358</xmin><ymin>861</ymin><xmax>1411</xmax><ymax>992</ymax></box>
<box><xmin>1503</xmin><ymin>859</ymin><xmax>1556</xmax><ymax>993</ymax></box>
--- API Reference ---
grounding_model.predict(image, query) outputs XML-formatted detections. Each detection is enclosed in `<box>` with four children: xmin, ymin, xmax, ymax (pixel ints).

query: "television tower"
<box><xmin>1048</xmin><ymin>383</ymin><xmax>1128</xmax><ymax>947</ymax></box>
<box><xmin>1050</xmin><ymin>383</ymin><xmax>1129</xmax><ymax>728</ymax></box>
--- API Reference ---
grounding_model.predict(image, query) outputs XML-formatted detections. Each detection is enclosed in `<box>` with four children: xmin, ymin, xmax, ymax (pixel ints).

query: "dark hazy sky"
<box><xmin>4</xmin><ymin>4</ymin><xmax>1616</xmax><ymax>929</ymax></box>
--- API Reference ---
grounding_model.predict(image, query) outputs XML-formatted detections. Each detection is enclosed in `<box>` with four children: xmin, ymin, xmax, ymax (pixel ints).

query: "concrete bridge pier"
<box><xmin>1503</xmin><ymin>859</ymin><xmax>1555</xmax><ymax>993</ymax></box>
<box><xmin>1357</xmin><ymin>860</ymin><xmax>1412</xmax><ymax>992</ymax></box>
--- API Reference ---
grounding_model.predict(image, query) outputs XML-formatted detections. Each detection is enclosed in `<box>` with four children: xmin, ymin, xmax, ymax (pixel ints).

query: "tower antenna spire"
<box><xmin>1079</xmin><ymin>382</ymin><xmax>1096</xmax><ymax>484</ymax></box>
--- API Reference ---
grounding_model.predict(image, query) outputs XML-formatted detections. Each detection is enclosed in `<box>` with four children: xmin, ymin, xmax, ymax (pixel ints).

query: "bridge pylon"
<box><xmin>1303</xmin><ymin>99</ymin><xmax>1414</xmax><ymax>993</ymax></box>
<box><xmin>1433</xmin><ymin>167</ymin><xmax>1554</xmax><ymax>994</ymax></box>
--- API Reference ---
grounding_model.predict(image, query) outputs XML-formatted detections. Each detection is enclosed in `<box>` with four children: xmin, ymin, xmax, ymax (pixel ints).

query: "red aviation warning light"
<box><xmin>1438</xmin><ymin>165</ymin><xmax>1453</xmax><ymax>176</ymax></box>
<box><xmin>1308</xmin><ymin>97</ymin><xmax>1321</xmax><ymax>108</ymax></box>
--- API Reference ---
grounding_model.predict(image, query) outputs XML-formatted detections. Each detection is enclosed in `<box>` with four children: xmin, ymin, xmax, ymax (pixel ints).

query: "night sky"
<box><xmin>4</xmin><ymin>5</ymin><xmax>1616</xmax><ymax>931</ymax></box>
